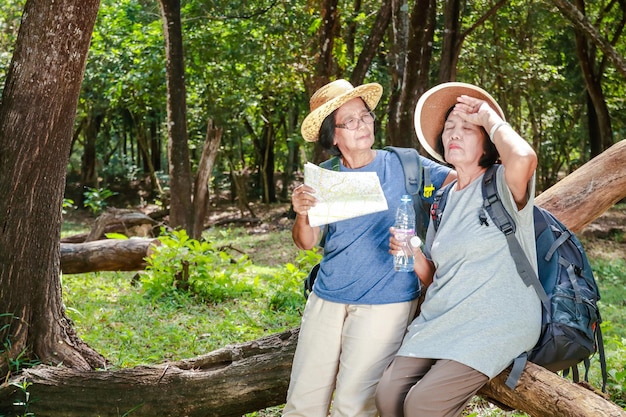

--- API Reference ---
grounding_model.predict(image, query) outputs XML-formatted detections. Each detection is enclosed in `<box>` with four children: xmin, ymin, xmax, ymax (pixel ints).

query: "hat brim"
<box><xmin>414</xmin><ymin>82</ymin><xmax>504</xmax><ymax>162</ymax></box>
<box><xmin>301</xmin><ymin>83</ymin><xmax>383</xmax><ymax>142</ymax></box>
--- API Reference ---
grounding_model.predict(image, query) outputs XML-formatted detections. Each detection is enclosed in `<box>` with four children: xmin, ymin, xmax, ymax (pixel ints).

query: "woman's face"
<box><xmin>441</xmin><ymin>112</ymin><xmax>486</xmax><ymax>168</ymax></box>
<box><xmin>333</xmin><ymin>98</ymin><xmax>375</xmax><ymax>155</ymax></box>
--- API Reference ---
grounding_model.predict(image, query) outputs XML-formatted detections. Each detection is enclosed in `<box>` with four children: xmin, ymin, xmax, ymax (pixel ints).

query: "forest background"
<box><xmin>0</xmin><ymin>0</ymin><xmax>625</xmax><ymax>415</ymax></box>
<box><xmin>1</xmin><ymin>0</ymin><xmax>624</xmax><ymax>215</ymax></box>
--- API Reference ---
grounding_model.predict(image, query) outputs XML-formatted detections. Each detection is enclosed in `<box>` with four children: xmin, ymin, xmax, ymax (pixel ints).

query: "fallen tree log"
<box><xmin>61</xmin><ymin>209</ymin><xmax>164</xmax><ymax>244</ymax></box>
<box><xmin>0</xmin><ymin>328</ymin><xmax>623</xmax><ymax>417</ymax></box>
<box><xmin>480</xmin><ymin>365</ymin><xmax>623</xmax><ymax>417</ymax></box>
<box><xmin>0</xmin><ymin>329</ymin><xmax>298</xmax><ymax>417</ymax></box>
<box><xmin>60</xmin><ymin>238</ymin><xmax>158</xmax><ymax>274</ymax></box>
<box><xmin>535</xmin><ymin>140</ymin><xmax>626</xmax><ymax>233</ymax></box>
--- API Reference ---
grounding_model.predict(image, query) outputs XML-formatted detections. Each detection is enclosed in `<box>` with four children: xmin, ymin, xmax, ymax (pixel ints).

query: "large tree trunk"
<box><xmin>0</xmin><ymin>0</ymin><xmax>106</xmax><ymax>377</ymax></box>
<box><xmin>0</xmin><ymin>328</ymin><xmax>624</xmax><ymax>417</ymax></box>
<box><xmin>350</xmin><ymin>0</ymin><xmax>392</xmax><ymax>86</ymax></box>
<box><xmin>572</xmin><ymin>0</ymin><xmax>614</xmax><ymax>156</ymax></box>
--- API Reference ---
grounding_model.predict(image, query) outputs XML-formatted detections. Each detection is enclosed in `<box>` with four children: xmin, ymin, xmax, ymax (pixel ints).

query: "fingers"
<box><xmin>292</xmin><ymin>184</ymin><xmax>317</xmax><ymax>215</ymax></box>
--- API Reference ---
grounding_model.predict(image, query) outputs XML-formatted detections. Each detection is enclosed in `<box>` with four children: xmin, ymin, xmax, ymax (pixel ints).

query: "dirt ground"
<box><xmin>578</xmin><ymin>204</ymin><xmax>626</xmax><ymax>262</ymax></box>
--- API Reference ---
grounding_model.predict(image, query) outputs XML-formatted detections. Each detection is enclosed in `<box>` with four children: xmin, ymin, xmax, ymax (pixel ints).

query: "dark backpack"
<box><xmin>431</xmin><ymin>164</ymin><xmax>607</xmax><ymax>391</ymax></box>
<box><xmin>303</xmin><ymin>147</ymin><xmax>435</xmax><ymax>299</ymax></box>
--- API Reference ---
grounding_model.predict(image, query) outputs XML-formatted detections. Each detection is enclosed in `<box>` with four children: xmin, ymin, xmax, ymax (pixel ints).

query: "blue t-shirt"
<box><xmin>314</xmin><ymin>149</ymin><xmax>451</xmax><ymax>304</ymax></box>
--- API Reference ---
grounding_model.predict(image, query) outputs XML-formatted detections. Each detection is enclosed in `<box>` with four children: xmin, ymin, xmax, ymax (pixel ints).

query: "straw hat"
<box><xmin>414</xmin><ymin>82</ymin><xmax>505</xmax><ymax>162</ymax></box>
<box><xmin>301</xmin><ymin>79</ymin><xmax>383</xmax><ymax>142</ymax></box>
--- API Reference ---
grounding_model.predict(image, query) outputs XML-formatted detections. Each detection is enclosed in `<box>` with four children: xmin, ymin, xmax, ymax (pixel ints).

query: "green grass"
<box><xmin>62</xmin><ymin>226</ymin><xmax>311</xmax><ymax>368</ymax></box>
<box><xmin>59</xmin><ymin>214</ymin><xmax>626</xmax><ymax>415</ymax></box>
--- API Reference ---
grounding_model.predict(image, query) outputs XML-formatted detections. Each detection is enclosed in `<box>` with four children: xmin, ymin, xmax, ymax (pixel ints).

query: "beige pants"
<box><xmin>375</xmin><ymin>357</ymin><xmax>488</xmax><ymax>417</ymax></box>
<box><xmin>282</xmin><ymin>292</ymin><xmax>417</xmax><ymax>417</ymax></box>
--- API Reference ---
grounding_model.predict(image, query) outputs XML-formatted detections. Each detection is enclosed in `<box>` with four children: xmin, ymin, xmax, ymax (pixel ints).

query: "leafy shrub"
<box><xmin>83</xmin><ymin>186</ymin><xmax>117</xmax><ymax>214</ymax></box>
<box><xmin>267</xmin><ymin>248</ymin><xmax>322</xmax><ymax>313</ymax></box>
<box><xmin>141</xmin><ymin>228</ymin><xmax>255</xmax><ymax>303</ymax></box>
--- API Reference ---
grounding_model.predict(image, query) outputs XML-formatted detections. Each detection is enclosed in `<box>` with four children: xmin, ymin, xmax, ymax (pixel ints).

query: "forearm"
<box><xmin>292</xmin><ymin>213</ymin><xmax>320</xmax><ymax>250</ymax></box>
<box><xmin>413</xmin><ymin>248</ymin><xmax>435</xmax><ymax>288</ymax></box>
<box><xmin>489</xmin><ymin>120</ymin><xmax>537</xmax><ymax>205</ymax></box>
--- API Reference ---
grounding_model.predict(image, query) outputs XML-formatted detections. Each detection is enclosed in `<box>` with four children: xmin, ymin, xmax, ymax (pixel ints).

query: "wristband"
<box><xmin>489</xmin><ymin>121</ymin><xmax>510</xmax><ymax>142</ymax></box>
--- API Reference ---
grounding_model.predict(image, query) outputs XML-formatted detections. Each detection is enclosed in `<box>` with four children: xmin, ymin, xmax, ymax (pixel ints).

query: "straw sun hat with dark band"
<box><xmin>301</xmin><ymin>79</ymin><xmax>383</xmax><ymax>142</ymax></box>
<box><xmin>414</xmin><ymin>82</ymin><xmax>505</xmax><ymax>163</ymax></box>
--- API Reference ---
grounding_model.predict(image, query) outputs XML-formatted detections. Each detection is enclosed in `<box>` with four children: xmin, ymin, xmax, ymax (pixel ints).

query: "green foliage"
<box><xmin>83</xmin><ymin>187</ymin><xmax>118</xmax><ymax>215</ymax></box>
<box><xmin>62</xmin><ymin>228</ymin><xmax>306</xmax><ymax>367</ymax></box>
<box><xmin>267</xmin><ymin>248</ymin><xmax>322</xmax><ymax>313</ymax></box>
<box><xmin>6</xmin><ymin>380</ymin><xmax>34</xmax><ymax>417</ymax></box>
<box><xmin>141</xmin><ymin>228</ymin><xmax>255</xmax><ymax>303</ymax></box>
<box><xmin>62</xmin><ymin>198</ymin><xmax>76</xmax><ymax>215</ymax></box>
<box><xmin>590</xmin><ymin>258</ymin><xmax>626</xmax><ymax>405</ymax></box>
<box><xmin>1</xmin><ymin>313</ymin><xmax>41</xmax><ymax>385</ymax></box>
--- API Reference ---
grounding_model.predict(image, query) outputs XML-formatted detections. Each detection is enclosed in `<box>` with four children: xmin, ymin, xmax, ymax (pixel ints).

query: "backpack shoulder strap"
<box><xmin>384</xmin><ymin>146</ymin><xmax>437</xmax><ymax>237</ymax></box>
<box><xmin>383</xmin><ymin>146</ymin><xmax>425</xmax><ymax>197</ymax></box>
<box><xmin>320</xmin><ymin>156</ymin><xmax>340</xmax><ymax>171</ymax></box>
<box><xmin>481</xmin><ymin>165</ymin><xmax>547</xmax><ymax>303</ymax></box>
<box><xmin>431</xmin><ymin>181</ymin><xmax>454</xmax><ymax>232</ymax></box>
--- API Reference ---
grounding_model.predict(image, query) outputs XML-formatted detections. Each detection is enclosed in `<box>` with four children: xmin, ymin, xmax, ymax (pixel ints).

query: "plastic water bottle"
<box><xmin>393</xmin><ymin>194</ymin><xmax>416</xmax><ymax>272</ymax></box>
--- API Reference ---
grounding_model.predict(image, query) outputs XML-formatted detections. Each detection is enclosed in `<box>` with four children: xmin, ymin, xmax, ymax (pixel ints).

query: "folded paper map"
<box><xmin>304</xmin><ymin>162</ymin><xmax>388</xmax><ymax>227</ymax></box>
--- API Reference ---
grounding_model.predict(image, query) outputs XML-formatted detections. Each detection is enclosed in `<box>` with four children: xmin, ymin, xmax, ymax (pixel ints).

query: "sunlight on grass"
<box><xmin>61</xmin><ymin>239</ymin><xmax>309</xmax><ymax>368</ymax></box>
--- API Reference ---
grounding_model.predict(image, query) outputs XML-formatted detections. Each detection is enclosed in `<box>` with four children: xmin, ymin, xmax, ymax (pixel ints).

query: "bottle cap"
<box><xmin>410</xmin><ymin>236</ymin><xmax>422</xmax><ymax>248</ymax></box>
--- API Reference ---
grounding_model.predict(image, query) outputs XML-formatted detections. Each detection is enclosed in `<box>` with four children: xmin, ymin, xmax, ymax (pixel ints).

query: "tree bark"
<box><xmin>192</xmin><ymin>119</ymin><xmax>222</xmax><ymax>239</ymax></box>
<box><xmin>60</xmin><ymin>239</ymin><xmax>158</xmax><ymax>274</ymax></box>
<box><xmin>479</xmin><ymin>362</ymin><xmax>625</xmax><ymax>417</ymax></box>
<box><xmin>350</xmin><ymin>0</ymin><xmax>392</xmax><ymax>86</ymax></box>
<box><xmin>0</xmin><ymin>0</ymin><xmax>106</xmax><ymax>377</ymax></box>
<box><xmin>572</xmin><ymin>0</ymin><xmax>614</xmax><ymax>156</ymax></box>
<box><xmin>158</xmin><ymin>0</ymin><xmax>194</xmax><ymax>233</ymax></box>
<box><xmin>386</xmin><ymin>0</ymin><xmax>436</xmax><ymax>149</ymax></box>
<box><xmin>0</xmin><ymin>330</ymin><xmax>298</xmax><ymax>417</ymax></box>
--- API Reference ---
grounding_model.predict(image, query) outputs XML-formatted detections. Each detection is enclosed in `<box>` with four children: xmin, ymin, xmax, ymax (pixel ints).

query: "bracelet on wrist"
<box><xmin>489</xmin><ymin>121</ymin><xmax>511</xmax><ymax>142</ymax></box>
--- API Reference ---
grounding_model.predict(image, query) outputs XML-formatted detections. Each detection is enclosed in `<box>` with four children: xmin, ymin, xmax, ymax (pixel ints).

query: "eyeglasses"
<box><xmin>336</xmin><ymin>111</ymin><xmax>376</xmax><ymax>130</ymax></box>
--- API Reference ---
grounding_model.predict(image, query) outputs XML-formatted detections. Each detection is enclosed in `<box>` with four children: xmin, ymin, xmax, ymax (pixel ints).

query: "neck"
<box><xmin>341</xmin><ymin>149</ymin><xmax>375</xmax><ymax>169</ymax></box>
<box><xmin>455</xmin><ymin>165</ymin><xmax>487</xmax><ymax>190</ymax></box>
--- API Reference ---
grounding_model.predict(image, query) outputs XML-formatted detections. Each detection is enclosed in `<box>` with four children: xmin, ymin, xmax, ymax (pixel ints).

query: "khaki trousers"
<box><xmin>282</xmin><ymin>293</ymin><xmax>417</xmax><ymax>417</ymax></box>
<box><xmin>376</xmin><ymin>356</ymin><xmax>488</xmax><ymax>417</ymax></box>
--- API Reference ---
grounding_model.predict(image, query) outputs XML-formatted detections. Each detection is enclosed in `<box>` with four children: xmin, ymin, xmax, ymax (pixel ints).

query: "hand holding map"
<box><xmin>304</xmin><ymin>162</ymin><xmax>388</xmax><ymax>227</ymax></box>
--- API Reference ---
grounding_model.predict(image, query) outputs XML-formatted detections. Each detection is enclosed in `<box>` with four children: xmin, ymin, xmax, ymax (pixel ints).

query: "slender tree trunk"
<box><xmin>192</xmin><ymin>120</ymin><xmax>222</xmax><ymax>239</ymax></box>
<box><xmin>0</xmin><ymin>0</ymin><xmax>106</xmax><ymax>377</ymax></box>
<box><xmin>158</xmin><ymin>0</ymin><xmax>194</xmax><ymax>233</ymax></box>
<box><xmin>81</xmin><ymin>113</ymin><xmax>102</xmax><ymax>189</ymax></box>
<box><xmin>386</xmin><ymin>0</ymin><xmax>436</xmax><ymax>148</ymax></box>
<box><xmin>306</xmin><ymin>0</ymin><xmax>339</xmax><ymax>164</ymax></box>
<box><xmin>350</xmin><ymin>0</ymin><xmax>392</xmax><ymax>86</ymax></box>
<box><xmin>573</xmin><ymin>0</ymin><xmax>613</xmax><ymax>157</ymax></box>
